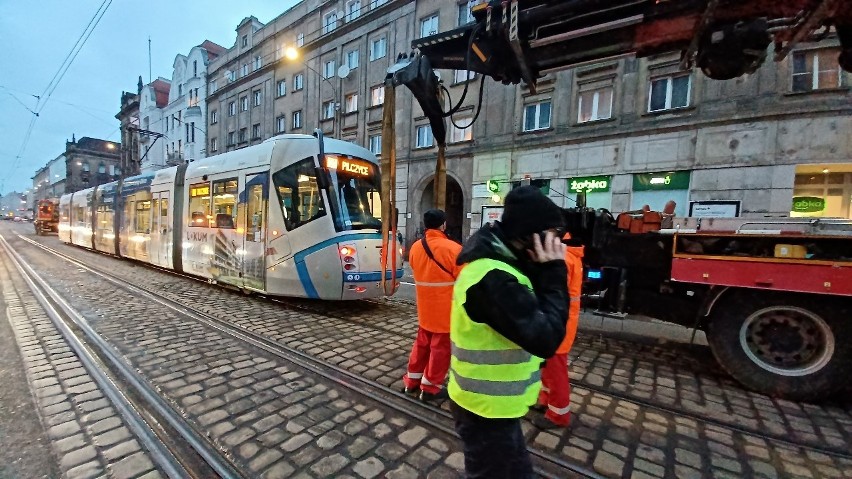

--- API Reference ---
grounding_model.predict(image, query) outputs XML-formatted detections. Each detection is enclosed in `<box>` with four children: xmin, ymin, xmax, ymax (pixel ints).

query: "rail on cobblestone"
<box><xmin>17</xmin><ymin>231</ymin><xmax>852</xmax><ymax>479</ymax></box>
<box><xmin>18</xmin><ymin>234</ymin><xmax>606</xmax><ymax>479</ymax></box>
<box><xmin>1</xmin><ymin>234</ymin><xmax>245</xmax><ymax>479</ymax></box>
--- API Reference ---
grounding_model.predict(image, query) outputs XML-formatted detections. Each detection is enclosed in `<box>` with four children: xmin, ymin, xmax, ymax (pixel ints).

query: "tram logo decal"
<box><xmin>187</xmin><ymin>231</ymin><xmax>208</xmax><ymax>242</ymax></box>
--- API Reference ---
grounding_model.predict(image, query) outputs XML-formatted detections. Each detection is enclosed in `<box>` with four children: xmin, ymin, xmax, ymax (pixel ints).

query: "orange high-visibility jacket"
<box><xmin>556</xmin><ymin>242</ymin><xmax>585</xmax><ymax>354</ymax></box>
<box><xmin>408</xmin><ymin>229</ymin><xmax>463</xmax><ymax>333</ymax></box>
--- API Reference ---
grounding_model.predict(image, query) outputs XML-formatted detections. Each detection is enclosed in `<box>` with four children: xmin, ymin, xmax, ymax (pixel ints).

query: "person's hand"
<box><xmin>528</xmin><ymin>230</ymin><xmax>565</xmax><ymax>263</ymax></box>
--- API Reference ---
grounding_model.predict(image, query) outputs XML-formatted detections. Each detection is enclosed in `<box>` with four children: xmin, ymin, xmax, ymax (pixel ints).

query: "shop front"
<box><xmin>630</xmin><ymin>171</ymin><xmax>691</xmax><ymax>217</ymax></box>
<box><xmin>791</xmin><ymin>164</ymin><xmax>852</xmax><ymax>219</ymax></box>
<box><xmin>567</xmin><ymin>175</ymin><xmax>613</xmax><ymax>210</ymax></box>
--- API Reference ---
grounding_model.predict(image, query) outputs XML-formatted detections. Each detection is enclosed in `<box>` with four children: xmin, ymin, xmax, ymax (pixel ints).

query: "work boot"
<box><xmin>419</xmin><ymin>389</ymin><xmax>449</xmax><ymax>402</ymax></box>
<box><xmin>402</xmin><ymin>386</ymin><xmax>419</xmax><ymax>396</ymax></box>
<box><xmin>530</xmin><ymin>413</ymin><xmax>571</xmax><ymax>430</ymax></box>
<box><xmin>530</xmin><ymin>403</ymin><xmax>546</xmax><ymax>413</ymax></box>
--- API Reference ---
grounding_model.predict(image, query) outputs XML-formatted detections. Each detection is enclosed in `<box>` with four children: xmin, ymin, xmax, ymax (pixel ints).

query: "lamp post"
<box><xmin>285</xmin><ymin>47</ymin><xmax>340</xmax><ymax>138</ymax></box>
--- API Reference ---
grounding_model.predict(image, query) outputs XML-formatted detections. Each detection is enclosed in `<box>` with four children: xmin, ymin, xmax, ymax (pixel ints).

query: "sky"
<box><xmin>0</xmin><ymin>0</ymin><xmax>301</xmax><ymax>195</ymax></box>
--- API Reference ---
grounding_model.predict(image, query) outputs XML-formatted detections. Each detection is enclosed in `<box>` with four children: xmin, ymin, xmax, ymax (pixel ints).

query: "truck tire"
<box><xmin>706</xmin><ymin>290</ymin><xmax>851</xmax><ymax>402</ymax></box>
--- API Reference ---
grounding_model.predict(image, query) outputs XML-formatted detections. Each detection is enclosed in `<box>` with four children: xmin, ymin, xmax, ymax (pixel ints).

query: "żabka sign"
<box><xmin>568</xmin><ymin>176</ymin><xmax>611</xmax><ymax>193</ymax></box>
<box><xmin>791</xmin><ymin>196</ymin><xmax>825</xmax><ymax>213</ymax></box>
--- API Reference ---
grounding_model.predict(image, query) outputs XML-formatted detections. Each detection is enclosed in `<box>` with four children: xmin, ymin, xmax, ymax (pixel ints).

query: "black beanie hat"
<box><xmin>423</xmin><ymin>209</ymin><xmax>446</xmax><ymax>229</ymax></box>
<box><xmin>500</xmin><ymin>186</ymin><xmax>564</xmax><ymax>240</ymax></box>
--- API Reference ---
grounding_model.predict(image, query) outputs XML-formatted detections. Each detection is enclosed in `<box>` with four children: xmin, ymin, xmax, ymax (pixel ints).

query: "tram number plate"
<box><xmin>346</xmin><ymin>274</ymin><xmax>361</xmax><ymax>281</ymax></box>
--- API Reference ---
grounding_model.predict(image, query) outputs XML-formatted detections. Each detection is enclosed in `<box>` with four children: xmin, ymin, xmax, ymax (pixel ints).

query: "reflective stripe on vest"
<box><xmin>448</xmin><ymin>257</ymin><xmax>543</xmax><ymax>419</ymax></box>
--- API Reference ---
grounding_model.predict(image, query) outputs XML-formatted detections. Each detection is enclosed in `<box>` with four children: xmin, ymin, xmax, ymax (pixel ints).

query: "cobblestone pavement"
<box><xmin>6</xmin><ymin>230</ymin><xmax>467</xmax><ymax>479</ymax></box>
<box><xmin>6</xmin><ymin>226</ymin><xmax>852</xmax><ymax>478</ymax></box>
<box><xmin>0</xmin><ymin>240</ymin><xmax>164</xmax><ymax>478</ymax></box>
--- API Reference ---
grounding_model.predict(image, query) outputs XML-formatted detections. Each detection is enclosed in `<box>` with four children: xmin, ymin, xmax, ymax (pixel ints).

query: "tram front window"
<box><xmin>272</xmin><ymin>157</ymin><xmax>327</xmax><ymax>231</ymax></box>
<box><xmin>324</xmin><ymin>155</ymin><xmax>382</xmax><ymax>231</ymax></box>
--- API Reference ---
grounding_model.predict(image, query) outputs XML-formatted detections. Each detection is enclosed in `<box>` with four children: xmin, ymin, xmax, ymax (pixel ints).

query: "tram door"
<box><xmin>150</xmin><ymin>192</ymin><xmax>171</xmax><ymax>268</ymax></box>
<box><xmin>240</xmin><ymin>173</ymin><xmax>267</xmax><ymax>291</ymax></box>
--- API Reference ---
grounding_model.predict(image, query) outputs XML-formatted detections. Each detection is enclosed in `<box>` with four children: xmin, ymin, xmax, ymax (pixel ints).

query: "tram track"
<box><xmin>0</xmin><ymin>235</ymin><xmax>242</xmax><ymax>479</ymax></box>
<box><xmin>17</xmin><ymin>235</ymin><xmax>852</xmax><ymax>471</ymax></box>
<box><xmin>12</xmin><ymin>234</ymin><xmax>603</xmax><ymax>479</ymax></box>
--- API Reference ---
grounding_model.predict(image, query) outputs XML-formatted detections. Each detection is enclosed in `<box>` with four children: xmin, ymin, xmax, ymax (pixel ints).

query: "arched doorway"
<box><xmin>419</xmin><ymin>176</ymin><xmax>464</xmax><ymax>242</ymax></box>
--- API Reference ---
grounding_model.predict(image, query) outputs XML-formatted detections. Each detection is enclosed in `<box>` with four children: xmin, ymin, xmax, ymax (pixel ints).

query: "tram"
<box><xmin>58</xmin><ymin>133</ymin><xmax>402</xmax><ymax>300</ymax></box>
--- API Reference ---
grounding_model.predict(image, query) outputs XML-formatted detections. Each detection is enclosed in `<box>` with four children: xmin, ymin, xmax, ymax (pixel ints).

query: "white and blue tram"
<box><xmin>58</xmin><ymin>134</ymin><xmax>402</xmax><ymax>300</ymax></box>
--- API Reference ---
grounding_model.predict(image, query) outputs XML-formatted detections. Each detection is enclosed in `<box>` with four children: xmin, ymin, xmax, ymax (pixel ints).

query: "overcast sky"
<box><xmin>0</xmin><ymin>0</ymin><xmax>300</xmax><ymax>195</ymax></box>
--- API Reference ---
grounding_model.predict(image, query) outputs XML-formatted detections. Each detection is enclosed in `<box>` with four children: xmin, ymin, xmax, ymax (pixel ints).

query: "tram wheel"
<box><xmin>706</xmin><ymin>290</ymin><xmax>851</xmax><ymax>402</ymax></box>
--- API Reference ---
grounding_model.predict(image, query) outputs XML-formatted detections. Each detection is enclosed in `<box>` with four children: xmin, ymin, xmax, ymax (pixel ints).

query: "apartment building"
<box><xmin>205</xmin><ymin>1</ymin><xmax>851</xmax><ymax>244</ymax></box>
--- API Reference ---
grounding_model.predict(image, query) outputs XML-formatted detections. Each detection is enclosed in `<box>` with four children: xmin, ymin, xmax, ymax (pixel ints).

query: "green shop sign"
<box><xmin>567</xmin><ymin>175</ymin><xmax>611</xmax><ymax>193</ymax></box>
<box><xmin>791</xmin><ymin>196</ymin><xmax>825</xmax><ymax>213</ymax></box>
<box><xmin>633</xmin><ymin>171</ymin><xmax>690</xmax><ymax>191</ymax></box>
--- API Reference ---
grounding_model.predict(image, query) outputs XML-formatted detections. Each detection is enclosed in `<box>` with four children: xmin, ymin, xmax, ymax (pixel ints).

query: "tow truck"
<box><xmin>34</xmin><ymin>198</ymin><xmax>59</xmax><ymax>236</ymax></box>
<box><xmin>378</xmin><ymin>0</ymin><xmax>852</xmax><ymax>400</ymax></box>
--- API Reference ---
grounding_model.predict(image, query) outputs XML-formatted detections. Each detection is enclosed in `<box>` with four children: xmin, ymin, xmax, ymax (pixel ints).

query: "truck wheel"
<box><xmin>706</xmin><ymin>291</ymin><xmax>851</xmax><ymax>402</ymax></box>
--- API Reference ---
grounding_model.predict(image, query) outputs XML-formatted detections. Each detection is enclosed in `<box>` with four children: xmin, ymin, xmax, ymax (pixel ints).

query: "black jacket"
<box><xmin>455</xmin><ymin>223</ymin><xmax>569</xmax><ymax>359</ymax></box>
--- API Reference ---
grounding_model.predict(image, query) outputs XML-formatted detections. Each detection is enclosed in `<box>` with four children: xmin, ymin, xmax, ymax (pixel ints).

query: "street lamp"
<box><xmin>284</xmin><ymin>47</ymin><xmax>340</xmax><ymax>138</ymax></box>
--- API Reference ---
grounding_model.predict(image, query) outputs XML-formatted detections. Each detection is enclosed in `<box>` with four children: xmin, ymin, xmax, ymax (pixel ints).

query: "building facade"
<box><xmin>203</xmin><ymin>0</ymin><xmax>851</xmax><ymax>245</ymax></box>
<box><xmin>116</xmin><ymin>77</ymin><xmax>143</xmax><ymax>178</ymax></box>
<box><xmin>32</xmin><ymin>155</ymin><xmax>66</xmax><ymax>203</ymax></box>
<box><xmin>139</xmin><ymin>41</ymin><xmax>226</xmax><ymax>172</ymax></box>
<box><xmin>0</xmin><ymin>191</ymin><xmax>27</xmax><ymax>219</ymax></box>
<box><xmin>63</xmin><ymin>136</ymin><xmax>121</xmax><ymax>193</ymax></box>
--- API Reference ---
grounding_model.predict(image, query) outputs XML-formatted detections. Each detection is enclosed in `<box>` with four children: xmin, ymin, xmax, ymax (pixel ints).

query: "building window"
<box><xmin>190</xmin><ymin>122</ymin><xmax>196</xmax><ymax>142</ymax></box>
<box><xmin>420</xmin><ymin>14</ymin><xmax>439</xmax><ymax>38</ymax></box>
<box><xmin>346</xmin><ymin>49</ymin><xmax>360</xmax><ymax>69</ymax></box>
<box><xmin>241</xmin><ymin>64</ymin><xmax>249</xmax><ymax>77</ymax></box>
<box><xmin>254</xmin><ymin>55</ymin><xmax>262</xmax><ymax>71</ymax></box>
<box><xmin>648</xmin><ymin>74</ymin><xmax>691</xmax><ymax>112</ymax></box>
<box><xmin>345</xmin><ymin>93</ymin><xmax>358</xmax><ymax>113</ymax></box>
<box><xmin>449</xmin><ymin>116</ymin><xmax>473</xmax><ymax>143</ymax></box>
<box><xmin>324</xmin><ymin>60</ymin><xmax>336</xmax><ymax>79</ymax></box>
<box><xmin>578</xmin><ymin>86</ymin><xmax>613</xmax><ymax>123</ymax></box>
<box><xmin>297</xmin><ymin>33</ymin><xmax>304</xmax><ymax>47</ymax></box>
<box><xmin>242</xmin><ymin>35</ymin><xmax>248</xmax><ymax>47</ymax></box>
<box><xmin>238</xmin><ymin>128</ymin><xmax>247</xmax><ymax>143</ymax></box>
<box><xmin>458</xmin><ymin>2</ymin><xmax>476</xmax><ymax>26</ymax></box>
<box><xmin>453</xmin><ymin>70</ymin><xmax>475</xmax><ymax>84</ymax></box>
<box><xmin>252</xmin><ymin>123</ymin><xmax>261</xmax><ymax>140</ymax></box>
<box><xmin>293</xmin><ymin>73</ymin><xmax>304</xmax><ymax>91</ymax></box>
<box><xmin>178</xmin><ymin>84</ymin><xmax>183</xmax><ymax>97</ymax></box>
<box><xmin>228</xmin><ymin>102</ymin><xmax>236</xmax><ymax>116</ymax></box>
<box><xmin>523</xmin><ymin>101</ymin><xmax>552</xmax><ymax>131</ymax></box>
<box><xmin>792</xmin><ymin>49</ymin><xmax>842</xmax><ymax>92</ymax></box>
<box><xmin>226</xmin><ymin>70</ymin><xmax>236</xmax><ymax>82</ymax></box>
<box><xmin>369</xmin><ymin>134</ymin><xmax>382</xmax><ymax>154</ymax></box>
<box><xmin>276</xmin><ymin>116</ymin><xmax>286</xmax><ymax>133</ymax></box>
<box><xmin>227</xmin><ymin>131</ymin><xmax>235</xmax><ymax>146</ymax></box>
<box><xmin>293</xmin><ymin>110</ymin><xmax>303</xmax><ymax>129</ymax></box>
<box><xmin>193</xmin><ymin>60</ymin><xmax>198</xmax><ymax>77</ymax></box>
<box><xmin>240</xmin><ymin>96</ymin><xmax>249</xmax><ymax>112</ymax></box>
<box><xmin>370</xmin><ymin>37</ymin><xmax>386</xmax><ymax>61</ymax></box>
<box><xmin>323</xmin><ymin>12</ymin><xmax>338</xmax><ymax>34</ymax></box>
<box><xmin>209</xmin><ymin>80</ymin><xmax>218</xmax><ymax>93</ymax></box>
<box><xmin>323</xmin><ymin>100</ymin><xmax>335</xmax><ymax>119</ymax></box>
<box><xmin>416</xmin><ymin>125</ymin><xmax>434</xmax><ymax>148</ymax></box>
<box><xmin>370</xmin><ymin>85</ymin><xmax>385</xmax><ymax>106</ymax></box>
<box><xmin>253</xmin><ymin>90</ymin><xmax>262</xmax><ymax>106</ymax></box>
<box><xmin>210</xmin><ymin>137</ymin><xmax>218</xmax><ymax>152</ymax></box>
<box><xmin>210</xmin><ymin>110</ymin><xmax>218</xmax><ymax>124</ymax></box>
<box><xmin>346</xmin><ymin>1</ymin><xmax>361</xmax><ymax>21</ymax></box>
<box><xmin>372</xmin><ymin>0</ymin><xmax>388</xmax><ymax>6</ymax></box>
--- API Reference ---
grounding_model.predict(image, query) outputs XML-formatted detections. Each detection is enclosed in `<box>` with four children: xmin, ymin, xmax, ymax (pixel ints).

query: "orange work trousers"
<box><xmin>402</xmin><ymin>328</ymin><xmax>450</xmax><ymax>394</ymax></box>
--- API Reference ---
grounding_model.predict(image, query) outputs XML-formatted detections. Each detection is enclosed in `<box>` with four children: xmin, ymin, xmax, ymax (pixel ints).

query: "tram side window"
<box><xmin>272</xmin><ymin>158</ymin><xmax>326</xmax><ymax>231</ymax></box>
<box><xmin>245</xmin><ymin>181</ymin><xmax>265</xmax><ymax>242</ymax></box>
<box><xmin>188</xmin><ymin>182</ymin><xmax>211</xmax><ymax>227</ymax></box>
<box><xmin>60</xmin><ymin>203</ymin><xmax>70</xmax><ymax>222</ymax></box>
<box><xmin>96</xmin><ymin>205</ymin><xmax>113</xmax><ymax>235</ymax></box>
<box><xmin>212</xmin><ymin>179</ymin><xmax>237</xmax><ymax>228</ymax></box>
<box><xmin>74</xmin><ymin>205</ymin><xmax>87</xmax><ymax>226</ymax></box>
<box><xmin>135</xmin><ymin>201</ymin><xmax>151</xmax><ymax>233</ymax></box>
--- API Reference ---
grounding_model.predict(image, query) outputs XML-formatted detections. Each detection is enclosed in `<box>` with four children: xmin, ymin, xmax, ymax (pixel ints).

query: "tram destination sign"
<box><xmin>325</xmin><ymin>156</ymin><xmax>375</xmax><ymax>177</ymax></box>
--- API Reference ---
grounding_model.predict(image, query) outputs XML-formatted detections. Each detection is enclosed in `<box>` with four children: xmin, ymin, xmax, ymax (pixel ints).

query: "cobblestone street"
<box><xmin>2</xmin><ymin>224</ymin><xmax>851</xmax><ymax>478</ymax></box>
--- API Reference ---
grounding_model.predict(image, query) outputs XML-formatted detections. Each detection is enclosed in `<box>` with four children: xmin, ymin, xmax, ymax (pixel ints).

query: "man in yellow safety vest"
<box><xmin>448</xmin><ymin>186</ymin><xmax>569</xmax><ymax>478</ymax></box>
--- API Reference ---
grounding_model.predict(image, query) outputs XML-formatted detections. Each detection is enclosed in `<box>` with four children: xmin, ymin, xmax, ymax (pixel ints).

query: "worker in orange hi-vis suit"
<box><xmin>402</xmin><ymin>209</ymin><xmax>463</xmax><ymax>402</ymax></box>
<box><xmin>533</xmin><ymin>232</ymin><xmax>584</xmax><ymax>428</ymax></box>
